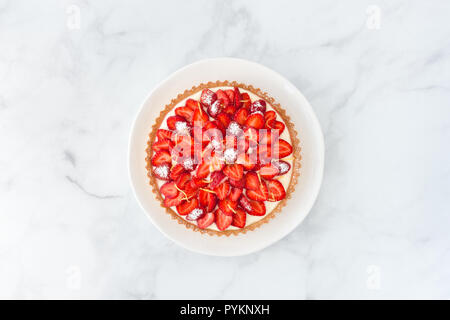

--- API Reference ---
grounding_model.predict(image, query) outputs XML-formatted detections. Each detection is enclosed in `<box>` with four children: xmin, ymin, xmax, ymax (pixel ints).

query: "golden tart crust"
<box><xmin>145</xmin><ymin>81</ymin><xmax>301</xmax><ymax>236</ymax></box>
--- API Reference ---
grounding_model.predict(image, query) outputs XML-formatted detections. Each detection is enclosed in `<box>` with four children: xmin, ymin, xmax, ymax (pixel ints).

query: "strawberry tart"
<box><xmin>146</xmin><ymin>81</ymin><xmax>300</xmax><ymax>236</ymax></box>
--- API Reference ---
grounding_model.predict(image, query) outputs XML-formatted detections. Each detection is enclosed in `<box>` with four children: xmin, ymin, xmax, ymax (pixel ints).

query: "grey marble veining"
<box><xmin>0</xmin><ymin>0</ymin><xmax>449</xmax><ymax>299</ymax></box>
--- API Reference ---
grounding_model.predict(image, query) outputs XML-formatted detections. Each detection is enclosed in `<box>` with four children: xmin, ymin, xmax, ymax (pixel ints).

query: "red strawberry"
<box><xmin>215</xmin><ymin>209</ymin><xmax>233</xmax><ymax>231</ymax></box>
<box><xmin>259</xmin><ymin>163</ymin><xmax>280</xmax><ymax>179</ymax></box>
<box><xmin>229</xmin><ymin>187</ymin><xmax>242</xmax><ymax>202</ymax></box>
<box><xmin>152</xmin><ymin>164</ymin><xmax>170</xmax><ymax>181</ymax></box>
<box><xmin>245</xmin><ymin>172</ymin><xmax>261</xmax><ymax>191</ymax></box>
<box><xmin>218</xmin><ymin>199</ymin><xmax>237</xmax><ymax>216</ymax></box>
<box><xmin>274</xmin><ymin>139</ymin><xmax>293</xmax><ymax>158</ymax></box>
<box><xmin>200</xmin><ymin>89</ymin><xmax>217</xmax><ymax>107</ymax></box>
<box><xmin>167</xmin><ymin>115</ymin><xmax>186</xmax><ymax>130</ymax></box>
<box><xmin>193</xmin><ymin>108</ymin><xmax>209</xmax><ymax>127</ymax></box>
<box><xmin>209</xmin><ymin>154</ymin><xmax>225</xmax><ymax>172</ymax></box>
<box><xmin>259</xmin><ymin>130</ymin><xmax>279</xmax><ymax>146</ymax></box>
<box><xmin>207</xmin><ymin>99</ymin><xmax>223</xmax><ymax>118</ymax></box>
<box><xmin>185</xmin><ymin>98</ymin><xmax>199</xmax><ymax>110</ymax></box>
<box><xmin>152</xmin><ymin>139</ymin><xmax>174</xmax><ymax>153</ymax></box>
<box><xmin>223</xmin><ymin>164</ymin><xmax>244</xmax><ymax>181</ymax></box>
<box><xmin>196</xmin><ymin>161</ymin><xmax>210</xmax><ymax>179</ymax></box>
<box><xmin>186</xmin><ymin>207</ymin><xmax>205</xmax><ymax>221</ymax></box>
<box><xmin>234</xmin><ymin>107</ymin><xmax>249</xmax><ymax>126</ymax></box>
<box><xmin>163</xmin><ymin>191</ymin><xmax>184</xmax><ymax>207</ymax></box>
<box><xmin>214</xmin><ymin>181</ymin><xmax>230</xmax><ymax>200</ymax></box>
<box><xmin>244</xmin><ymin>127</ymin><xmax>259</xmax><ymax>144</ymax></box>
<box><xmin>197</xmin><ymin>211</ymin><xmax>215</xmax><ymax>229</ymax></box>
<box><xmin>199</xmin><ymin>189</ymin><xmax>217</xmax><ymax>212</ymax></box>
<box><xmin>192</xmin><ymin>176</ymin><xmax>209</xmax><ymax>187</ymax></box>
<box><xmin>234</xmin><ymin>87</ymin><xmax>242</xmax><ymax>109</ymax></box>
<box><xmin>216</xmin><ymin>89</ymin><xmax>231</xmax><ymax>106</ymax></box>
<box><xmin>216</xmin><ymin>112</ymin><xmax>231</xmax><ymax>128</ymax></box>
<box><xmin>175</xmin><ymin>106</ymin><xmax>195</xmax><ymax>123</ymax></box>
<box><xmin>160</xmin><ymin>181</ymin><xmax>179</xmax><ymax>199</ymax></box>
<box><xmin>176</xmin><ymin>172</ymin><xmax>191</xmax><ymax>189</ymax></box>
<box><xmin>236</xmin><ymin>153</ymin><xmax>256</xmax><ymax>171</ymax></box>
<box><xmin>176</xmin><ymin>197</ymin><xmax>199</xmax><ymax>216</ymax></box>
<box><xmin>265</xmin><ymin>110</ymin><xmax>276</xmax><ymax>123</ymax></box>
<box><xmin>209</xmin><ymin>171</ymin><xmax>226</xmax><ymax>189</ymax></box>
<box><xmin>184</xmin><ymin>180</ymin><xmax>199</xmax><ymax>199</ymax></box>
<box><xmin>223</xmin><ymin>104</ymin><xmax>237</xmax><ymax>115</ymax></box>
<box><xmin>232</xmin><ymin>208</ymin><xmax>246</xmax><ymax>228</ymax></box>
<box><xmin>266</xmin><ymin>119</ymin><xmax>285</xmax><ymax>134</ymax></box>
<box><xmin>156</xmin><ymin>129</ymin><xmax>173</xmax><ymax>141</ymax></box>
<box><xmin>250</xmin><ymin>99</ymin><xmax>266</xmax><ymax>113</ymax></box>
<box><xmin>225</xmin><ymin>89</ymin><xmax>235</xmax><ymax>104</ymax></box>
<box><xmin>246</xmin><ymin>113</ymin><xmax>264</xmax><ymax>129</ymax></box>
<box><xmin>241</xmin><ymin>92</ymin><xmax>251</xmax><ymax>109</ymax></box>
<box><xmin>266</xmin><ymin>179</ymin><xmax>286</xmax><ymax>201</ymax></box>
<box><xmin>246</xmin><ymin>181</ymin><xmax>268</xmax><ymax>201</ymax></box>
<box><xmin>229</xmin><ymin>177</ymin><xmax>245</xmax><ymax>188</ymax></box>
<box><xmin>248</xmin><ymin>200</ymin><xmax>266</xmax><ymax>216</ymax></box>
<box><xmin>272</xmin><ymin>160</ymin><xmax>291</xmax><ymax>175</ymax></box>
<box><xmin>239</xmin><ymin>196</ymin><xmax>253</xmax><ymax>213</ymax></box>
<box><xmin>151</xmin><ymin>150</ymin><xmax>171</xmax><ymax>166</ymax></box>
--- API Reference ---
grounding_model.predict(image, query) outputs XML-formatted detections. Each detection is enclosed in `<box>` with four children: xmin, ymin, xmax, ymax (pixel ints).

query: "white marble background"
<box><xmin>0</xmin><ymin>0</ymin><xmax>449</xmax><ymax>299</ymax></box>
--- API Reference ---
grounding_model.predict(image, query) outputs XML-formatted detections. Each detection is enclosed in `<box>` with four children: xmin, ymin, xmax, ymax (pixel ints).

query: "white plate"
<box><xmin>129</xmin><ymin>58</ymin><xmax>324</xmax><ymax>256</ymax></box>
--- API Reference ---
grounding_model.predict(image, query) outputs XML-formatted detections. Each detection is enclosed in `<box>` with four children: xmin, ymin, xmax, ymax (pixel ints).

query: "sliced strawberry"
<box><xmin>193</xmin><ymin>108</ymin><xmax>209</xmax><ymax>127</ymax></box>
<box><xmin>184</xmin><ymin>180</ymin><xmax>199</xmax><ymax>199</ymax></box>
<box><xmin>223</xmin><ymin>164</ymin><xmax>244</xmax><ymax>181</ymax></box>
<box><xmin>245</xmin><ymin>171</ymin><xmax>261</xmax><ymax>191</ymax></box>
<box><xmin>160</xmin><ymin>181</ymin><xmax>179</xmax><ymax>199</ymax></box>
<box><xmin>248</xmin><ymin>200</ymin><xmax>266</xmax><ymax>216</ymax></box>
<box><xmin>176</xmin><ymin>172</ymin><xmax>191</xmax><ymax>190</ymax></box>
<box><xmin>156</xmin><ymin>129</ymin><xmax>173</xmax><ymax>141</ymax></box>
<box><xmin>236</xmin><ymin>136</ymin><xmax>249</xmax><ymax>154</ymax></box>
<box><xmin>207</xmin><ymin>99</ymin><xmax>223</xmax><ymax>118</ymax></box>
<box><xmin>192</xmin><ymin>176</ymin><xmax>209</xmax><ymax>187</ymax></box>
<box><xmin>241</xmin><ymin>92</ymin><xmax>251</xmax><ymax>109</ymax></box>
<box><xmin>151</xmin><ymin>150</ymin><xmax>171</xmax><ymax>166</ymax></box>
<box><xmin>234</xmin><ymin>87</ymin><xmax>242</xmax><ymax>109</ymax></box>
<box><xmin>176</xmin><ymin>197</ymin><xmax>199</xmax><ymax>216</ymax></box>
<box><xmin>197</xmin><ymin>211</ymin><xmax>215</xmax><ymax>229</ymax></box>
<box><xmin>234</xmin><ymin>107</ymin><xmax>249</xmax><ymax>126</ymax></box>
<box><xmin>152</xmin><ymin>164</ymin><xmax>170</xmax><ymax>181</ymax></box>
<box><xmin>229</xmin><ymin>177</ymin><xmax>245</xmax><ymax>188</ymax></box>
<box><xmin>200</xmin><ymin>89</ymin><xmax>217</xmax><ymax>107</ymax></box>
<box><xmin>209</xmin><ymin>171</ymin><xmax>226</xmax><ymax>189</ymax></box>
<box><xmin>216</xmin><ymin>112</ymin><xmax>231</xmax><ymax>128</ymax></box>
<box><xmin>272</xmin><ymin>160</ymin><xmax>291</xmax><ymax>175</ymax></box>
<box><xmin>163</xmin><ymin>191</ymin><xmax>184</xmax><ymax>207</ymax></box>
<box><xmin>216</xmin><ymin>89</ymin><xmax>231</xmax><ymax>106</ymax></box>
<box><xmin>195</xmin><ymin>161</ymin><xmax>210</xmax><ymax>179</ymax></box>
<box><xmin>225</xmin><ymin>89</ymin><xmax>235</xmax><ymax>104</ymax></box>
<box><xmin>215</xmin><ymin>209</ymin><xmax>233</xmax><ymax>231</ymax></box>
<box><xmin>267</xmin><ymin>179</ymin><xmax>286</xmax><ymax>202</ymax></box>
<box><xmin>214</xmin><ymin>181</ymin><xmax>230</xmax><ymax>200</ymax></box>
<box><xmin>152</xmin><ymin>139</ymin><xmax>174</xmax><ymax>153</ymax></box>
<box><xmin>209</xmin><ymin>154</ymin><xmax>225</xmax><ymax>172</ymax></box>
<box><xmin>229</xmin><ymin>187</ymin><xmax>242</xmax><ymax>202</ymax></box>
<box><xmin>236</xmin><ymin>153</ymin><xmax>256</xmax><ymax>171</ymax></box>
<box><xmin>239</xmin><ymin>195</ymin><xmax>253</xmax><ymax>213</ymax></box>
<box><xmin>185</xmin><ymin>98</ymin><xmax>199</xmax><ymax>110</ymax></box>
<box><xmin>167</xmin><ymin>115</ymin><xmax>186</xmax><ymax>130</ymax></box>
<box><xmin>232</xmin><ymin>208</ymin><xmax>246</xmax><ymax>228</ymax></box>
<box><xmin>218</xmin><ymin>199</ymin><xmax>237</xmax><ymax>216</ymax></box>
<box><xmin>274</xmin><ymin>139</ymin><xmax>293</xmax><ymax>158</ymax></box>
<box><xmin>244</xmin><ymin>126</ymin><xmax>259</xmax><ymax>144</ymax></box>
<box><xmin>223</xmin><ymin>104</ymin><xmax>237</xmax><ymax>115</ymax></box>
<box><xmin>259</xmin><ymin>130</ymin><xmax>279</xmax><ymax>146</ymax></box>
<box><xmin>266</xmin><ymin>119</ymin><xmax>285</xmax><ymax>134</ymax></box>
<box><xmin>259</xmin><ymin>163</ymin><xmax>280</xmax><ymax>179</ymax></box>
<box><xmin>175</xmin><ymin>106</ymin><xmax>195</xmax><ymax>123</ymax></box>
<box><xmin>265</xmin><ymin>110</ymin><xmax>276</xmax><ymax>123</ymax></box>
<box><xmin>199</xmin><ymin>189</ymin><xmax>217</xmax><ymax>212</ymax></box>
<box><xmin>250</xmin><ymin>99</ymin><xmax>266</xmax><ymax>114</ymax></box>
<box><xmin>246</xmin><ymin>180</ymin><xmax>268</xmax><ymax>201</ymax></box>
<box><xmin>246</xmin><ymin>113</ymin><xmax>264</xmax><ymax>129</ymax></box>
<box><xmin>186</xmin><ymin>207</ymin><xmax>205</xmax><ymax>221</ymax></box>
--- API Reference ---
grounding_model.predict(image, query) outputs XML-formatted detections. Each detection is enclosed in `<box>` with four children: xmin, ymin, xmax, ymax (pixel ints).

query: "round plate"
<box><xmin>128</xmin><ymin>58</ymin><xmax>324</xmax><ymax>256</ymax></box>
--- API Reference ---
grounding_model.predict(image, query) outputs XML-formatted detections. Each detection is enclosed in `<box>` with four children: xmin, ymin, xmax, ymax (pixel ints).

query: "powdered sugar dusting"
<box><xmin>224</xmin><ymin>148</ymin><xmax>237</xmax><ymax>163</ymax></box>
<box><xmin>186</xmin><ymin>208</ymin><xmax>204</xmax><ymax>221</ymax></box>
<box><xmin>209</xmin><ymin>100</ymin><xmax>221</xmax><ymax>116</ymax></box>
<box><xmin>182</xmin><ymin>158</ymin><xmax>194</xmax><ymax>170</ymax></box>
<box><xmin>272</xmin><ymin>160</ymin><xmax>290</xmax><ymax>174</ymax></box>
<box><xmin>251</xmin><ymin>111</ymin><xmax>264</xmax><ymax>116</ymax></box>
<box><xmin>226</xmin><ymin>121</ymin><xmax>243</xmax><ymax>136</ymax></box>
<box><xmin>175</xmin><ymin>121</ymin><xmax>191</xmax><ymax>136</ymax></box>
<box><xmin>153</xmin><ymin>164</ymin><xmax>169</xmax><ymax>179</ymax></box>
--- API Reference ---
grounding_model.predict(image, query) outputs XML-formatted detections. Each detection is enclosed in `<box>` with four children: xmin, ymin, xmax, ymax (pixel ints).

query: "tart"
<box><xmin>145</xmin><ymin>81</ymin><xmax>300</xmax><ymax>236</ymax></box>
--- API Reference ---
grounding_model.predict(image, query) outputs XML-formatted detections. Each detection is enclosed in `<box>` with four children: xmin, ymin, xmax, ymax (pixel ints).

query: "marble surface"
<box><xmin>0</xmin><ymin>0</ymin><xmax>449</xmax><ymax>299</ymax></box>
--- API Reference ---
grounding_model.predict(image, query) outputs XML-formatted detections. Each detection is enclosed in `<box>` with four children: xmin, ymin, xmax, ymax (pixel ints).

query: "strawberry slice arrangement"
<box><xmin>150</xmin><ymin>87</ymin><xmax>293</xmax><ymax>231</ymax></box>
